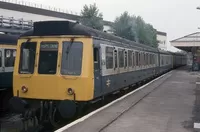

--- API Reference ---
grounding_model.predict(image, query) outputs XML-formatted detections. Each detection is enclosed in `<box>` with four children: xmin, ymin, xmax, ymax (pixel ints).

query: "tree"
<box><xmin>112</xmin><ymin>11</ymin><xmax>137</xmax><ymax>41</ymax></box>
<box><xmin>80</xmin><ymin>3</ymin><xmax>104</xmax><ymax>31</ymax></box>
<box><xmin>113</xmin><ymin>12</ymin><xmax>158</xmax><ymax>48</ymax></box>
<box><xmin>135</xmin><ymin>16</ymin><xmax>148</xmax><ymax>45</ymax></box>
<box><xmin>144</xmin><ymin>24</ymin><xmax>158</xmax><ymax>48</ymax></box>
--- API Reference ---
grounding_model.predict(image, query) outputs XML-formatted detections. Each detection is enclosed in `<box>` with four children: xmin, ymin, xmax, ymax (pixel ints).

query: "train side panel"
<box><xmin>93</xmin><ymin>39</ymin><xmax>158</xmax><ymax>98</ymax></box>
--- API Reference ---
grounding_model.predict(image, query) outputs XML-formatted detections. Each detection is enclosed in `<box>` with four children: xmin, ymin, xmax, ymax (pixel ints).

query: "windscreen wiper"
<box><xmin>66</xmin><ymin>38</ymin><xmax>74</xmax><ymax>58</ymax></box>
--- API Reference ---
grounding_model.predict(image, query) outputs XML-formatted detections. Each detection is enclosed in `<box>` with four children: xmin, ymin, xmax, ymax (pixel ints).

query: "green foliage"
<box><xmin>145</xmin><ymin>23</ymin><xmax>158</xmax><ymax>47</ymax></box>
<box><xmin>113</xmin><ymin>12</ymin><xmax>158</xmax><ymax>48</ymax></box>
<box><xmin>136</xmin><ymin>16</ymin><xmax>147</xmax><ymax>44</ymax></box>
<box><xmin>80</xmin><ymin>3</ymin><xmax>104</xmax><ymax>31</ymax></box>
<box><xmin>113</xmin><ymin>12</ymin><xmax>137</xmax><ymax>41</ymax></box>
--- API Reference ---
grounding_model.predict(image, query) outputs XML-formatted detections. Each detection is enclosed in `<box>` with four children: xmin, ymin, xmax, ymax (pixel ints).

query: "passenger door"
<box><xmin>93</xmin><ymin>47</ymin><xmax>102</xmax><ymax>97</ymax></box>
<box><xmin>4</xmin><ymin>48</ymin><xmax>16</xmax><ymax>72</ymax></box>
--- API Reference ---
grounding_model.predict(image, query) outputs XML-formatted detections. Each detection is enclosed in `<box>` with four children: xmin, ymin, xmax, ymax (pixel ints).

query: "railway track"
<box><xmin>0</xmin><ymin>72</ymin><xmax>167</xmax><ymax>132</ymax></box>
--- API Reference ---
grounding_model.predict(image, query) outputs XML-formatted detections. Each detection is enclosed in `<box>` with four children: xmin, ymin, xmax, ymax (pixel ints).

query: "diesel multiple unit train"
<box><xmin>8</xmin><ymin>21</ymin><xmax>186</xmax><ymax>126</ymax></box>
<box><xmin>0</xmin><ymin>34</ymin><xmax>18</xmax><ymax>112</ymax></box>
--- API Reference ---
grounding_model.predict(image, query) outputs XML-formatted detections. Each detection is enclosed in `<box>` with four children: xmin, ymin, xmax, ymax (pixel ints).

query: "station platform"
<box><xmin>56</xmin><ymin>67</ymin><xmax>197</xmax><ymax>132</ymax></box>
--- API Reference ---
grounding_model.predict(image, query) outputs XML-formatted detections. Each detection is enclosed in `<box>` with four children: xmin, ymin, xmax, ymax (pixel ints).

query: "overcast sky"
<box><xmin>25</xmin><ymin>0</ymin><xmax>200</xmax><ymax>50</ymax></box>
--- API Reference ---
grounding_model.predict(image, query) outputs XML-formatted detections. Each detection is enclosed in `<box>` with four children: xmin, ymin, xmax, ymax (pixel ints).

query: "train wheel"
<box><xmin>49</xmin><ymin>108</ymin><xmax>61</xmax><ymax>128</ymax></box>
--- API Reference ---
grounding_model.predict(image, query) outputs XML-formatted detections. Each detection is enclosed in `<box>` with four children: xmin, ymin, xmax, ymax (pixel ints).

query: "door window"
<box><xmin>4</xmin><ymin>49</ymin><xmax>16</xmax><ymax>67</ymax></box>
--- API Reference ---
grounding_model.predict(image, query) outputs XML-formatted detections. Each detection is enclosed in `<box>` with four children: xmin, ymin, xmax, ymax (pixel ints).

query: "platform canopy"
<box><xmin>170</xmin><ymin>32</ymin><xmax>200</xmax><ymax>53</ymax></box>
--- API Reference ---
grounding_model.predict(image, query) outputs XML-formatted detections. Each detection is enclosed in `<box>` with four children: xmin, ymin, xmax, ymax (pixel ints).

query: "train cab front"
<box><xmin>9</xmin><ymin>36</ymin><xmax>94</xmax><ymax>121</ymax></box>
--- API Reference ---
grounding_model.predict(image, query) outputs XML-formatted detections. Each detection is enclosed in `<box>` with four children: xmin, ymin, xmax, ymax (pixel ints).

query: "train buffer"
<box><xmin>56</xmin><ymin>67</ymin><xmax>198</xmax><ymax>132</ymax></box>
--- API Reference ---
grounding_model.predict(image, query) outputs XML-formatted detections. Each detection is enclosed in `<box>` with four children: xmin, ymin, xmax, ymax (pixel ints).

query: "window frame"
<box><xmin>61</xmin><ymin>41</ymin><xmax>83</xmax><ymax>76</ymax></box>
<box><xmin>118</xmin><ymin>48</ymin><xmax>124</xmax><ymax>68</ymax></box>
<box><xmin>136</xmin><ymin>51</ymin><xmax>139</xmax><ymax>67</ymax></box>
<box><xmin>128</xmin><ymin>50</ymin><xmax>133</xmax><ymax>68</ymax></box>
<box><xmin>132</xmin><ymin>51</ymin><xmax>135</xmax><ymax>68</ymax></box>
<box><xmin>19</xmin><ymin>42</ymin><xmax>37</xmax><ymax>74</ymax></box>
<box><xmin>105</xmin><ymin>46</ymin><xmax>114</xmax><ymax>69</ymax></box>
<box><xmin>93</xmin><ymin>47</ymin><xmax>100</xmax><ymax>70</ymax></box>
<box><xmin>124</xmin><ymin>50</ymin><xmax>127</xmax><ymax>68</ymax></box>
<box><xmin>4</xmin><ymin>48</ymin><xmax>16</xmax><ymax>67</ymax></box>
<box><xmin>114</xmin><ymin>49</ymin><xmax>118</xmax><ymax>69</ymax></box>
<box><xmin>38</xmin><ymin>41</ymin><xmax>59</xmax><ymax>75</ymax></box>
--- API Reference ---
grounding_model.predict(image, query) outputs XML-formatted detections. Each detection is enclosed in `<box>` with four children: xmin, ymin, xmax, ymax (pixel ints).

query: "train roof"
<box><xmin>158</xmin><ymin>49</ymin><xmax>171</xmax><ymax>54</ymax></box>
<box><xmin>20</xmin><ymin>21</ymin><xmax>157</xmax><ymax>51</ymax></box>
<box><xmin>0</xmin><ymin>34</ymin><xmax>18</xmax><ymax>45</ymax></box>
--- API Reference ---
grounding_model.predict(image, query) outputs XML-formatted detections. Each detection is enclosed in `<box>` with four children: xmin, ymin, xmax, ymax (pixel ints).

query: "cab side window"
<box><xmin>94</xmin><ymin>48</ymin><xmax>99</xmax><ymax>70</ymax></box>
<box><xmin>5</xmin><ymin>49</ymin><xmax>16</xmax><ymax>67</ymax></box>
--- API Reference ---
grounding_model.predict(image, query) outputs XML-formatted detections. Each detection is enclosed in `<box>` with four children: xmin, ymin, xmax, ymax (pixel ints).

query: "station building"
<box><xmin>171</xmin><ymin>32</ymin><xmax>200</xmax><ymax>70</ymax></box>
<box><xmin>157</xmin><ymin>31</ymin><xmax>167</xmax><ymax>50</ymax></box>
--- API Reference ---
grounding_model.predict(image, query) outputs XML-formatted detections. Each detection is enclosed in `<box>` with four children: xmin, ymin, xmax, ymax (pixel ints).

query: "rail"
<box><xmin>0</xmin><ymin>0</ymin><xmax>80</xmax><ymax>15</ymax></box>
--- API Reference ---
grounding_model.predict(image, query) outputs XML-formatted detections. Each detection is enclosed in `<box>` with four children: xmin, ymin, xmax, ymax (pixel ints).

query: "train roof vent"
<box><xmin>33</xmin><ymin>21</ymin><xmax>75</xmax><ymax>36</ymax></box>
<box><xmin>33</xmin><ymin>21</ymin><xmax>94</xmax><ymax>36</ymax></box>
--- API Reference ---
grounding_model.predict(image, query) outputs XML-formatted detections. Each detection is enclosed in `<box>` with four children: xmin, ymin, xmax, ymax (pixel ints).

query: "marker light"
<box><xmin>21</xmin><ymin>86</ymin><xmax>28</xmax><ymax>93</ymax></box>
<box><xmin>67</xmin><ymin>88</ymin><xmax>74</xmax><ymax>95</ymax></box>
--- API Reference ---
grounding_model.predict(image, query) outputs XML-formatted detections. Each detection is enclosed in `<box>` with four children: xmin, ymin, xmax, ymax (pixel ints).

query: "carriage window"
<box><xmin>132</xmin><ymin>52</ymin><xmax>135</xmax><ymax>67</ymax></box>
<box><xmin>146</xmin><ymin>53</ymin><xmax>148</xmax><ymax>66</ymax></box>
<box><xmin>143</xmin><ymin>53</ymin><xmax>145</xmax><ymax>66</ymax></box>
<box><xmin>139</xmin><ymin>53</ymin><xmax>141</xmax><ymax>66</ymax></box>
<box><xmin>106</xmin><ymin>47</ymin><xmax>114</xmax><ymax>69</ymax></box>
<box><xmin>140</xmin><ymin>53</ymin><xmax>143</xmax><ymax>66</ymax></box>
<box><xmin>19</xmin><ymin>42</ymin><xmax>37</xmax><ymax>74</ymax></box>
<box><xmin>0</xmin><ymin>51</ymin><xmax>2</xmax><ymax>67</ymax></box>
<box><xmin>167</xmin><ymin>56</ymin><xmax>169</xmax><ymax>64</ymax></box>
<box><xmin>114</xmin><ymin>50</ymin><xmax>118</xmax><ymax>68</ymax></box>
<box><xmin>142</xmin><ymin>53</ymin><xmax>144</xmax><ymax>66</ymax></box>
<box><xmin>161</xmin><ymin>56</ymin><xmax>164</xmax><ymax>65</ymax></box>
<box><xmin>119</xmin><ymin>49</ymin><xmax>124</xmax><ymax>68</ymax></box>
<box><xmin>136</xmin><ymin>52</ymin><xmax>139</xmax><ymax>66</ymax></box>
<box><xmin>5</xmin><ymin>49</ymin><xmax>16</xmax><ymax>67</ymax></box>
<box><xmin>124</xmin><ymin>51</ymin><xmax>127</xmax><ymax>68</ymax></box>
<box><xmin>128</xmin><ymin>50</ymin><xmax>132</xmax><ymax>67</ymax></box>
<box><xmin>150</xmin><ymin>54</ymin><xmax>152</xmax><ymax>65</ymax></box>
<box><xmin>61</xmin><ymin>41</ymin><xmax>83</xmax><ymax>75</ymax></box>
<box><xmin>152</xmin><ymin>54</ymin><xmax>154</xmax><ymax>65</ymax></box>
